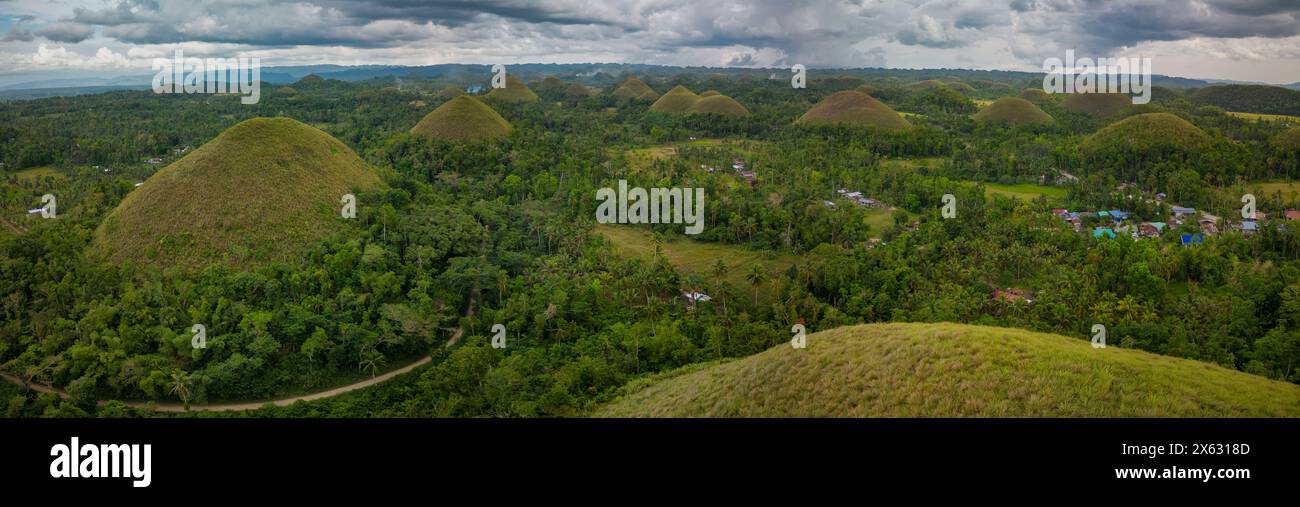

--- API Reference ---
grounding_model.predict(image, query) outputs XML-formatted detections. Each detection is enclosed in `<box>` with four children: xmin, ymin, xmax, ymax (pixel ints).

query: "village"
<box><xmin>1049</xmin><ymin>203</ymin><xmax>1296</xmax><ymax>245</ymax></box>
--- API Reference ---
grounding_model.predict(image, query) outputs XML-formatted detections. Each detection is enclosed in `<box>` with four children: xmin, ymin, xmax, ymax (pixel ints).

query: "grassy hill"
<box><xmin>485</xmin><ymin>74</ymin><xmax>539</xmax><ymax>103</ymax></box>
<box><xmin>1082</xmin><ymin>112</ymin><xmax>1210</xmax><ymax>155</ymax></box>
<box><xmin>796</xmin><ymin>90</ymin><xmax>910</xmax><ymax>130</ymax></box>
<box><xmin>93</xmin><ymin>117</ymin><xmax>384</xmax><ymax>270</ymax></box>
<box><xmin>1064</xmin><ymin>93</ymin><xmax>1133</xmax><ymax>117</ymax></box>
<box><xmin>1021</xmin><ymin>88</ymin><xmax>1051</xmax><ymax>103</ymax></box>
<box><xmin>612</xmin><ymin>76</ymin><xmax>657</xmax><ymax>100</ymax></box>
<box><xmin>564</xmin><ymin>83</ymin><xmax>595</xmax><ymax>99</ymax></box>
<box><xmin>688</xmin><ymin>94</ymin><xmax>750</xmax><ymax>117</ymax></box>
<box><xmin>1273</xmin><ymin>127</ymin><xmax>1300</xmax><ymax>150</ymax></box>
<box><xmin>1191</xmin><ymin>84</ymin><xmax>1300</xmax><ymax>116</ymax></box>
<box><xmin>973</xmin><ymin>97</ymin><xmax>1054</xmax><ymax>125</ymax></box>
<box><xmin>597</xmin><ymin>322</ymin><xmax>1300</xmax><ymax>417</ymax></box>
<box><xmin>410</xmin><ymin>95</ymin><xmax>512</xmax><ymax>141</ymax></box>
<box><xmin>649</xmin><ymin>85</ymin><xmax>702</xmax><ymax>113</ymax></box>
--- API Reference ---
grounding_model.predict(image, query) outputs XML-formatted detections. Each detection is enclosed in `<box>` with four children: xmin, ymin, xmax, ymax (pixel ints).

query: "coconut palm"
<box><xmin>169</xmin><ymin>369</ymin><xmax>193</xmax><ymax>407</ymax></box>
<box><xmin>745</xmin><ymin>264</ymin><xmax>768</xmax><ymax>307</ymax></box>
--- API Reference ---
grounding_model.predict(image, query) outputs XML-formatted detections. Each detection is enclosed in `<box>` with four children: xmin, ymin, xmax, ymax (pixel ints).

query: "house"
<box><xmin>739</xmin><ymin>171</ymin><xmax>757</xmax><ymax>184</ymax></box>
<box><xmin>1241</xmin><ymin>220</ymin><xmax>1258</xmax><ymax>234</ymax></box>
<box><xmin>1171</xmin><ymin>206</ymin><xmax>1195</xmax><ymax>216</ymax></box>
<box><xmin>1253</xmin><ymin>211</ymin><xmax>1268</xmax><ymax>221</ymax></box>
<box><xmin>1109</xmin><ymin>210</ymin><xmax>1130</xmax><ymax>221</ymax></box>
<box><xmin>1200</xmin><ymin>221</ymin><xmax>1218</xmax><ymax>235</ymax></box>
<box><xmin>993</xmin><ymin>288</ymin><xmax>1034</xmax><ymax>304</ymax></box>
<box><xmin>1097</xmin><ymin>210</ymin><xmax>1110</xmax><ymax>218</ymax></box>
<box><xmin>1051</xmin><ymin>208</ymin><xmax>1068</xmax><ymax>216</ymax></box>
<box><xmin>1155</xmin><ymin>192</ymin><xmax>1167</xmax><ymax>201</ymax></box>
<box><xmin>145</xmin><ymin>158</ymin><xmax>163</xmax><ymax>164</ymax></box>
<box><xmin>1065</xmin><ymin>217</ymin><xmax>1083</xmax><ymax>232</ymax></box>
<box><xmin>682</xmin><ymin>291</ymin><xmax>712</xmax><ymax>302</ymax></box>
<box><xmin>1181</xmin><ymin>233</ymin><xmax>1203</xmax><ymax>246</ymax></box>
<box><xmin>860</xmin><ymin>197</ymin><xmax>882</xmax><ymax>208</ymax></box>
<box><xmin>1286</xmin><ymin>209</ymin><xmax>1300</xmax><ymax>221</ymax></box>
<box><xmin>823</xmin><ymin>200</ymin><xmax>837</xmax><ymax>208</ymax></box>
<box><xmin>1138</xmin><ymin>222</ymin><xmax>1166</xmax><ymax>237</ymax></box>
<box><xmin>844</xmin><ymin>191</ymin><xmax>863</xmax><ymax>199</ymax></box>
<box><xmin>1093</xmin><ymin>227</ymin><xmax>1116</xmax><ymax>239</ymax></box>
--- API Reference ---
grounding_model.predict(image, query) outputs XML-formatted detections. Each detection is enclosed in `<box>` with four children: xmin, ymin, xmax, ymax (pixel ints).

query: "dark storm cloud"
<box><xmin>2</xmin><ymin>26</ymin><xmax>33</xmax><ymax>42</ymax></box>
<box><xmin>35</xmin><ymin>22</ymin><xmax>96</xmax><ymax>43</ymax></box>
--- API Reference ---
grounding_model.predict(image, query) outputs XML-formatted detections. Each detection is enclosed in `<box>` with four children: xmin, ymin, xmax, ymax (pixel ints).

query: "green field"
<box><xmin>879</xmin><ymin>157</ymin><xmax>945</xmax><ymax>171</ymax></box>
<box><xmin>983</xmin><ymin>182</ymin><xmax>1068</xmax><ymax>201</ymax></box>
<box><xmin>597</xmin><ymin>322</ymin><xmax>1300</xmax><ymax>417</ymax></box>
<box><xmin>595</xmin><ymin>224</ymin><xmax>799</xmax><ymax>302</ymax></box>
<box><xmin>13</xmin><ymin>166</ymin><xmax>62</xmax><ymax>182</ymax></box>
<box><xmin>1228</xmin><ymin>111</ymin><xmax>1300</xmax><ymax>124</ymax></box>
<box><xmin>1246</xmin><ymin>180</ymin><xmax>1300</xmax><ymax>200</ymax></box>
<box><xmin>862</xmin><ymin>207</ymin><xmax>905</xmax><ymax>237</ymax></box>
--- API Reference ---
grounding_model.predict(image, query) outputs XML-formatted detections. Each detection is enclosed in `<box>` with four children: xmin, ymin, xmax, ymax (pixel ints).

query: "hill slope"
<box><xmin>410</xmin><ymin>95</ymin><xmax>512</xmax><ymax>141</ymax></box>
<box><xmin>1191</xmin><ymin>84</ymin><xmax>1300</xmax><ymax>116</ymax></box>
<box><xmin>485</xmin><ymin>74</ymin><xmax>539</xmax><ymax>103</ymax></box>
<box><xmin>974</xmin><ymin>97</ymin><xmax>1054</xmax><ymax>125</ymax></box>
<box><xmin>688</xmin><ymin>94</ymin><xmax>750</xmax><ymax>116</ymax></box>
<box><xmin>94</xmin><ymin>117</ymin><xmax>383</xmax><ymax>270</ymax></box>
<box><xmin>612</xmin><ymin>76</ymin><xmax>657</xmax><ymax>100</ymax></box>
<box><xmin>597</xmin><ymin>323</ymin><xmax>1300</xmax><ymax>417</ymax></box>
<box><xmin>1082</xmin><ymin>112</ymin><xmax>1210</xmax><ymax>154</ymax></box>
<box><xmin>796</xmin><ymin>90</ymin><xmax>910</xmax><ymax>130</ymax></box>
<box><xmin>1063</xmin><ymin>93</ymin><xmax>1133</xmax><ymax>117</ymax></box>
<box><xmin>649</xmin><ymin>85</ymin><xmax>702</xmax><ymax>113</ymax></box>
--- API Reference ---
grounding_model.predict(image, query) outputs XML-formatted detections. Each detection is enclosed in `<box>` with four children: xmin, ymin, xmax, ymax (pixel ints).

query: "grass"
<box><xmin>93</xmin><ymin>117</ymin><xmax>384</xmax><ymax>270</ymax></box>
<box><xmin>797</xmin><ymin>90</ymin><xmax>910</xmax><ymax>130</ymax></box>
<box><xmin>984</xmin><ymin>182</ymin><xmax>1068</xmax><ymax>201</ymax></box>
<box><xmin>14</xmin><ymin>166</ymin><xmax>62</xmax><ymax>182</ymax></box>
<box><xmin>687</xmin><ymin>95</ymin><xmax>750</xmax><ymax>117</ymax></box>
<box><xmin>861</xmin><ymin>207</ymin><xmax>903</xmax><ymax>237</ymax></box>
<box><xmin>1245</xmin><ymin>180</ymin><xmax>1300</xmax><ymax>200</ymax></box>
<box><xmin>1082</xmin><ymin>113</ymin><xmax>1209</xmax><ymax>155</ymax></box>
<box><xmin>484</xmin><ymin>75</ymin><xmax>538</xmax><ymax>103</ymax></box>
<box><xmin>596</xmin><ymin>322</ymin><xmax>1300</xmax><ymax>417</ymax></box>
<box><xmin>595</xmin><ymin>224</ymin><xmax>799</xmax><ymax>302</ymax></box>
<box><xmin>649</xmin><ymin>85</ymin><xmax>702</xmax><ymax>114</ymax></box>
<box><xmin>410</xmin><ymin>96</ymin><xmax>512</xmax><ymax>141</ymax></box>
<box><xmin>1227</xmin><ymin>111</ymin><xmax>1300</xmax><ymax>124</ymax></box>
<box><xmin>879</xmin><ymin>157</ymin><xmax>946</xmax><ymax>171</ymax></box>
<box><xmin>973</xmin><ymin>97</ymin><xmax>1053</xmax><ymax>125</ymax></box>
<box><xmin>1064</xmin><ymin>93</ymin><xmax>1133</xmax><ymax>117</ymax></box>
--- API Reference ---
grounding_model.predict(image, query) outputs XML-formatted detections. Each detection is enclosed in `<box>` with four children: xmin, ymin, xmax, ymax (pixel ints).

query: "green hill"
<box><xmin>1064</xmin><ymin>93</ymin><xmax>1133</xmax><ymax>117</ymax></box>
<box><xmin>1191</xmin><ymin>84</ymin><xmax>1300</xmax><ymax>116</ymax></box>
<box><xmin>597</xmin><ymin>323</ymin><xmax>1300</xmax><ymax>417</ymax></box>
<box><xmin>612</xmin><ymin>76</ymin><xmax>657</xmax><ymax>100</ymax></box>
<box><xmin>796</xmin><ymin>90</ymin><xmax>910</xmax><ymax>130</ymax></box>
<box><xmin>538</xmin><ymin>75</ymin><xmax>566</xmax><ymax>94</ymax></box>
<box><xmin>698</xmin><ymin>90</ymin><xmax>721</xmax><ymax>97</ymax></box>
<box><xmin>1020</xmin><ymin>88</ymin><xmax>1050</xmax><ymax>103</ymax></box>
<box><xmin>410</xmin><ymin>95</ymin><xmax>512</xmax><ymax>141</ymax></box>
<box><xmin>909</xmin><ymin>79</ymin><xmax>950</xmax><ymax>91</ymax></box>
<box><xmin>564</xmin><ymin>83</ymin><xmax>595</xmax><ymax>99</ymax></box>
<box><xmin>974</xmin><ymin>97</ymin><xmax>1054</xmax><ymax>125</ymax></box>
<box><xmin>485</xmin><ymin>74</ymin><xmax>539</xmax><ymax>103</ymax></box>
<box><xmin>434</xmin><ymin>85</ymin><xmax>464</xmax><ymax>99</ymax></box>
<box><xmin>649</xmin><ymin>85</ymin><xmax>702</xmax><ymax>114</ymax></box>
<box><xmin>687</xmin><ymin>94</ymin><xmax>750</xmax><ymax>117</ymax></box>
<box><xmin>93</xmin><ymin>118</ymin><xmax>383</xmax><ymax>270</ymax></box>
<box><xmin>1082</xmin><ymin>112</ymin><xmax>1210</xmax><ymax>154</ymax></box>
<box><xmin>636</xmin><ymin>90</ymin><xmax>660</xmax><ymax>101</ymax></box>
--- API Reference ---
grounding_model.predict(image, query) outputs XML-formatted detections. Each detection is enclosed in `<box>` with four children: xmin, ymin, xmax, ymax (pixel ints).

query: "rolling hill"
<box><xmin>1081</xmin><ymin>112</ymin><xmax>1210</xmax><ymax>154</ymax></box>
<box><xmin>1191</xmin><ymin>84</ymin><xmax>1300</xmax><ymax>116</ymax></box>
<box><xmin>410</xmin><ymin>95</ymin><xmax>512</xmax><ymax>141</ymax></box>
<box><xmin>485</xmin><ymin>74</ymin><xmax>539</xmax><ymax>103</ymax></box>
<box><xmin>612</xmin><ymin>76</ymin><xmax>657</xmax><ymax>100</ymax></box>
<box><xmin>1063</xmin><ymin>93</ymin><xmax>1133</xmax><ymax>117</ymax></box>
<box><xmin>597</xmin><ymin>322</ymin><xmax>1300</xmax><ymax>417</ymax></box>
<box><xmin>687</xmin><ymin>94</ymin><xmax>750</xmax><ymax>116</ymax></box>
<box><xmin>649</xmin><ymin>85</ymin><xmax>702</xmax><ymax>113</ymax></box>
<box><xmin>973</xmin><ymin>97</ymin><xmax>1054</xmax><ymax>125</ymax></box>
<box><xmin>93</xmin><ymin>117</ymin><xmax>384</xmax><ymax>270</ymax></box>
<box><xmin>796</xmin><ymin>90</ymin><xmax>910</xmax><ymax>130</ymax></box>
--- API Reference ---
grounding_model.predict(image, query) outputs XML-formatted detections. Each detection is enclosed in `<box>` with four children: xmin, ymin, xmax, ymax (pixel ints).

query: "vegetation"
<box><xmin>598</xmin><ymin>323</ymin><xmax>1300</xmax><ymax>417</ymax></box>
<box><xmin>796</xmin><ymin>90</ymin><xmax>910</xmax><ymax>130</ymax></box>
<box><xmin>973</xmin><ymin>97</ymin><xmax>1054</xmax><ymax>125</ymax></box>
<box><xmin>1063</xmin><ymin>93</ymin><xmax>1133</xmax><ymax>117</ymax></box>
<box><xmin>688</xmin><ymin>95</ymin><xmax>751</xmax><ymax>117</ymax></box>
<box><xmin>485</xmin><ymin>75</ymin><xmax>539</xmax><ymax>103</ymax></box>
<box><xmin>1192</xmin><ymin>84</ymin><xmax>1300</xmax><ymax>116</ymax></box>
<box><xmin>93</xmin><ymin>117</ymin><xmax>384</xmax><ymax>270</ymax></box>
<box><xmin>649</xmin><ymin>85</ymin><xmax>702</xmax><ymax>114</ymax></box>
<box><xmin>611</xmin><ymin>76</ymin><xmax>657</xmax><ymax>101</ymax></box>
<box><xmin>409</xmin><ymin>96</ymin><xmax>512</xmax><ymax>141</ymax></box>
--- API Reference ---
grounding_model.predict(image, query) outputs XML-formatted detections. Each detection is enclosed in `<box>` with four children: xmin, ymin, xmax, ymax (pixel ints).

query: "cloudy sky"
<box><xmin>2</xmin><ymin>0</ymin><xmax>1299</xmax><ymax>83</ymax></box>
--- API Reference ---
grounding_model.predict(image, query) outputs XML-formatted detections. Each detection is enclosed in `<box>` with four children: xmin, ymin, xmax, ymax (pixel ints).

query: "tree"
<box><xmin>745</xmin><ymin>264</ymin><xmax>768</xmax><ymax>307</ymax></box>
<box><xmin>169</xmin><ymin>369</ymin><xmax>193</xmax><ymax>408</ymax></box>
<box><xmin>359</xmin><ymin>348</ymin><xmax>386</xmax><ymax>378</ymax></box>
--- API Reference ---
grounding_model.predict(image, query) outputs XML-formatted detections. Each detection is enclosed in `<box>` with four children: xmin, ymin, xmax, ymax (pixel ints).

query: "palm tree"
<box><xmin>358</xmin><ymin>348</ymin><xmax>386</xmax><ymax>378</ymax></box>
<box><xmin>169</xmin><ymin>369</ymin><xmax>193</xmax><ymax>408</ymax></box>
<box><xmin>745</xmin><ymin>264</ymin><xmax>768</xmax><ymax>307</ymax></box>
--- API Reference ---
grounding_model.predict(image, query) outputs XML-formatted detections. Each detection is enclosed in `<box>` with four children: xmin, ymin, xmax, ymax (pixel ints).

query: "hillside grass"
<box><xmin>1227</xmin><ymin>111</ymin><xmax>1300</xmax><ymax>124</ymax></box>
<box><xmin>93</xmin><ymin>117</ymin><xmax>384</xmax><ymax>270</ymax></box>
<box><xmin>14</xmin><ymin>166</ymin><xmax>62</xmax><ymax>182</ymax></box>
<box><xmin>410</xmin><ymin>96</ymin><xmax>512</xmax><ymax>141</ymax></box>
<box><xmin>595</xmin><ymin>224</ymin><xmax>799</xmax><ymax>302</ymax></box>
<box><xmin>597</xmin><ymin>322</ymin><xmax>1300</xmax><ymax>417</ymax></box>
<box><xmin>797</xmin><ymin>90</ymin><xmax>910</xmax><ymax>130</ymax></box>
<box><xmin>984</xmin><ymin>182</ymin><xmax>1068</xmax><ymax>201</ymax></box>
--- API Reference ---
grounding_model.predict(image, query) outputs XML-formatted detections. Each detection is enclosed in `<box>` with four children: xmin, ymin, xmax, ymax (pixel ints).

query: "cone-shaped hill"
<box><xmin>597</xmin><ymin>323</ymin><xmax>1300</xmax><ymax>417</ymax></box>
<box><xmin>93</xmin><ymin>118</ymin><xmax>384</xmax><ymax>270</ymax></box>
<box><xmin>485</xmin><ymin>74</ymin><xmax>539</xmax><ymax>103</ymax></box>
<box><xmin>974</xmin><ymin>97</ymin><xmax>1054</xmax><ymax>125</ymax></box>
<box><xmin>410</xmin><ymin>95</ymin><xmax>512</xmax><ymax>142</ymax></box>
<box><xmin>434</xmin><ymin>85</ymin><xmax>465</xmax><ymax>99</ymax></box>
<box><xmin>1021</xmin><ymin>88</ymin><xmax>1050</xmax><ymax>103</ymax></box>
<box><xmin>612</xmin><ymin>76</ymin><xmax>657</xmax><ymax>100</ymax></box>
<box><xmin>796</xmin><ymin>90</ymin><xmax>910</xmax><ymax>130</ymax></box>
<box><xmin>1082</xmin><ymin>112</ymin><xmax>1210</xmax><ymax>155</ymax></box>
<box><xmin>699</xmin><ymin>90</ymin><xmax>721</xmax><ymax>97</ymax></box>
<box><xmin>688</xmin><ymin>94</ymin><xmax>750</xmax><ymax>117</ymax></box>
<box><xmin>538</xmin><ymin>76</ymin><xmax>566</xmax><ymax>94</ymax></box>
<box><xmin>564</xmin><ymin>83</ymin><xmax>595</xmax><ymax>99</ymax></box>
<box><xmin>649</xmin><ymin>85</ymin><xmax>701</xmax><ymax>113</ymax></box>
<box><xmin>1064</xmin><ymin>93</ymin><xmax>1133</xmax><ymax>117</ymax></box>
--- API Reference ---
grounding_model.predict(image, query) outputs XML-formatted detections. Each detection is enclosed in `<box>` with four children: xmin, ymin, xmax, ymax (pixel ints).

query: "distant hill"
<box><xmin>796</xmin><ymin>90</ymin><xmax>910</xmax><ymax>130</ymax></box>
<box><xmin>1190</xmin><ymin>84</ymin><xmax>1300</xmax><ymax>116</ymax></box>
<box><xmin>1082</xmin><ymin>112</ymin><xmax>1210</xmax><ymax>155</ymax></box>
<box><xmin>597</xmin><ymin>323</ymin><xmax>1300</xmax><ymax>417</ymax></box>
<box><xmin>611</xmin><ymin>76</ymin><xmax>657</xmax><ymax>100</ymax></box>
<box><xmin>1274</xmin><ymin>128</ymin><xmax>1300</xmax><ymax>150</ymax></box>
<box><xmin>485</xmin><ymin>74</ymin><xmax>539</xmax><ymax>103</ymax></box>
<box><xmin>649</xmin><ymin>85</ymin><xmax>701</xmax><ymax>113</ymax></box>
<box><xmin>410</xmin><ymin>95</ymin><xmax>512</xmax><ymax>141</ymax></box>
<box><xmin>1020</xmin><ymin>88</ymin><xmax>1051</xmax><ymax>103</ymax></box>
<box><xmin>1064</xmin><ymin>93</ymin><xmax>1134</xmax><ymax>117</ymax></box>
<box><xmin>974</xmin><ymin>97</ymin><xmax>1053</xmax><ymax>125</ymax></box>
<box><xmin>93</xmin><ymin>117</ymin><xmax>384</xmax><ymax>270</ymax></box>
<box><xmin>687</xmin><ymin>94</ymin><xmax>750</xmax><ymax>117</ymax></box>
